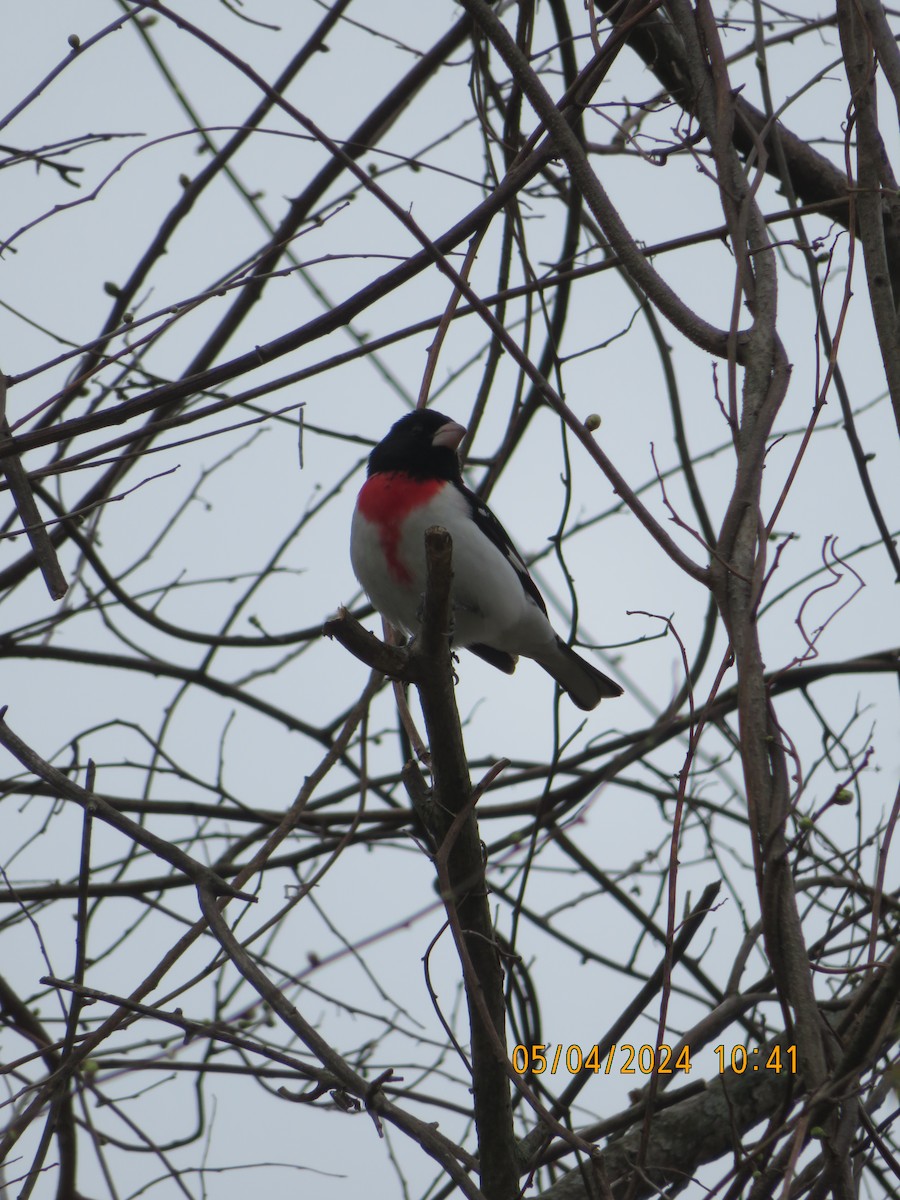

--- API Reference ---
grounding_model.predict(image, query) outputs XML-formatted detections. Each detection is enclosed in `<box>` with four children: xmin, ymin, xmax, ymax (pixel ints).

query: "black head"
<box><xmin>368</xmin><ymin>410</ymin><xmax>466</xmax><ymax>481</ymax></box>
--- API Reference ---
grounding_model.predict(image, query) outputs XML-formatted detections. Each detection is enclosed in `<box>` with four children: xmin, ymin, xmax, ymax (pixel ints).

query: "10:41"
<box><xmin>714</xmin><ymin>1044</ymin><xmax>797</xmax><ymax>1074</ymax></box>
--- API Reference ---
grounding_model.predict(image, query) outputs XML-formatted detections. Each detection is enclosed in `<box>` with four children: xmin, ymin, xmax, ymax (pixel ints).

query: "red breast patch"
<box><xmin>356</xmin><ymin>472</ymin><xmax>443</xmax><ymax>584</ymax></box>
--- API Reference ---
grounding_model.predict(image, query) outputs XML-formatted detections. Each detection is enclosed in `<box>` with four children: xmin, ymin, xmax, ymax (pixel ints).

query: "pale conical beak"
<box><xmin>432</xmin><ymin>420</ymin><xmax>466</xmax><ymax>450</ymax></box>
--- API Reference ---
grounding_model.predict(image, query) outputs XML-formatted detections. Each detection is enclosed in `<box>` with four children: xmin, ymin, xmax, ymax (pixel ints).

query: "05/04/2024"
<box><xmin>511</xmin><ymin>1043</ymin><xmax>798</xmax><ymax>1076</ymax></box>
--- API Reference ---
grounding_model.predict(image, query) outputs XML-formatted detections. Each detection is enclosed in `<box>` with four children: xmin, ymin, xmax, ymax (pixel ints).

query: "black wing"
<box><xmin>456</xmin><ymin>481</ymin><xmax>549</xmax><ymax>616</ymax></box>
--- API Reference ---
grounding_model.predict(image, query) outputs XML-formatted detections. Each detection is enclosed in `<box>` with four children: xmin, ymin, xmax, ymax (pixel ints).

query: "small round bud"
<box><xmin>584</xmin><ymin>413</ymin><xmax>601</xmax><ymax>431</ymax></box>
<box><xmin>68</xmin><ymin>33</ymin><xmax>81</xmax><ymax>50</ymax></box>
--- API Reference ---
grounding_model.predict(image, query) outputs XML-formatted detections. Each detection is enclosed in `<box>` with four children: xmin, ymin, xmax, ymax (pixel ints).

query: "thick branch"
<box><xmin>459</xmin><ymin>0</ymin><xmax>740</xmax><ymax>361</ymax></box>
<box><xmin>328</xmin><ymin>529</ymin><xmax>518</xmax><ymax>1197</ymax></box>
<box><xmin>408</xmin><ymin>530</ymin><xmax>520</xmax><ymax>1199</ymax></box>
<box><xmin>536</xmin><ymin>1044</ymin><xmax>797</xmax><ymax>1199</ymax></box>
<box><xmin>598</xmin><ymin>2</ymin><xmax>852</xmax><ymax>227</ymax></box>
<box><xmin>838</xmin><ymin>0</ymin><xmax>900</xmax><ymax>437</ymax></box>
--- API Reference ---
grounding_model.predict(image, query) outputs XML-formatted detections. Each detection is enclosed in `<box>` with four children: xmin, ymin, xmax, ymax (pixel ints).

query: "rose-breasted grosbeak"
<box><xmin>350</xmin><ymin>410</ymin><xmax>623</xmax><ymax>710</ymax></box>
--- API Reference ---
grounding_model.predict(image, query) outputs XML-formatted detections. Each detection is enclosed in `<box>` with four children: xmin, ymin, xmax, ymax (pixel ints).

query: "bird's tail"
<box><xmin>535</xmin><ymin>638</ymin><xmax>623</xmax><ymax>711</ymax></box>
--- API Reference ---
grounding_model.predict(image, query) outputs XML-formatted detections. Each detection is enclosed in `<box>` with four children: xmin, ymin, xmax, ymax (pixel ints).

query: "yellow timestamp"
<box><xmin>714</xmin><ymin>1044</ymin><xmax>797</xmax><ymax>1074</ymax></box>
<box><xmin>512</xmin><ymin>1043</ymin><xmax>692</xmax><ymax>1076</ymax></box>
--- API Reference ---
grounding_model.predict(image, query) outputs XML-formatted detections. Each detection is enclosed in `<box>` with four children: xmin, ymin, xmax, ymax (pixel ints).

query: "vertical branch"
<box><xmin>667</xmin><ymin>0</ymin><xmax>831</xmax><ymax>1098</ymax></box>
<box><xmin>838</xmin><ymin>0</ymin><xmax>900</xmax><ymax>438</ymax></box>
<box><xmin>326</xmin><ymin>533</ymin><xmax>518</xmax><ymax>1198</ymax></box>
<box><xmin>407</xmin><ymin>528</ymin><xmax>518</xmax><ymax>1200</ymax></box>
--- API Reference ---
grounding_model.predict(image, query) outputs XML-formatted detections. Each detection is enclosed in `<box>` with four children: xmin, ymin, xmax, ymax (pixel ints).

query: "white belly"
<box><xmin>350</xmin><ymin>485</ymin><xmax>555</xmax><ymax>656</ymax></box>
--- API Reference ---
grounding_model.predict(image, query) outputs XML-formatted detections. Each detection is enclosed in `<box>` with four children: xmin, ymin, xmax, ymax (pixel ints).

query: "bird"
<box><xmin>350</xmin><ymin>409</ymin><xmax>623</xmax><ymax>711</ymax></box>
